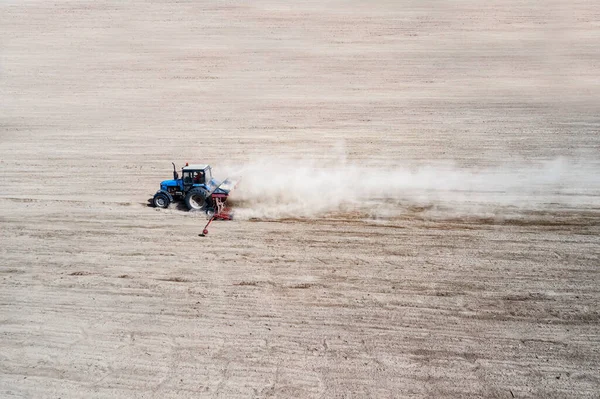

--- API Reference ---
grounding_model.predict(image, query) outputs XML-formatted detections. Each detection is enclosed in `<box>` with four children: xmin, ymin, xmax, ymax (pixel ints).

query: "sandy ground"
<box><xmin>1</xmin><ymin>1</ymin><xmax>600</xmax><ymax>398</ymax></box>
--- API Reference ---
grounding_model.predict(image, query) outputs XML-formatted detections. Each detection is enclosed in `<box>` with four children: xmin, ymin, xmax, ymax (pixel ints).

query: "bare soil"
<box><xmin>1</xmin><ymin>1</ymin><xmax>599</xmax><ymax>398</ymax></box>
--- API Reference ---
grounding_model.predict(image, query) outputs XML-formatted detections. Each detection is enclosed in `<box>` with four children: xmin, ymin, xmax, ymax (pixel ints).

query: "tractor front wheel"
<box><xmin>153</xmin><ymin>192</ymin><xmax>170</xmax><ymax>209</ymax></box>
<box><xmin>185</xmin><ymin>188</ymin><xmax>209</xmax><ymax>211</ymax></box>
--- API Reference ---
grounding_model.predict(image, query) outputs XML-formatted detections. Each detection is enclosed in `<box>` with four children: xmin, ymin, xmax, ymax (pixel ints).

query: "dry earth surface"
<box><xmin>1</xmin><ymin>1</ymin><xmax>600</xmax><ymax>398</ymax></box>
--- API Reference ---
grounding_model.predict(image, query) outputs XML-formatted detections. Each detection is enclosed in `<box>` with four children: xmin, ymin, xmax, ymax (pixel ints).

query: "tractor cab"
<box><xmin>181</xmin><ymin>164</ymin><xmax>212</xmax><ymax>190</ymax></box>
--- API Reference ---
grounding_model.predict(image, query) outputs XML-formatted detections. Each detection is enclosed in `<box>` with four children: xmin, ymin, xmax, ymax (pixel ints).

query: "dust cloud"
<box><xmin>221</xmin><ymin>157</ymin><xmax>600</xmax><ymax>220</ymax></box>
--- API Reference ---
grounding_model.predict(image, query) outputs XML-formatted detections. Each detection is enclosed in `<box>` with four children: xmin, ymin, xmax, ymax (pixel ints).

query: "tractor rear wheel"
<box><xmin>185</xmin><ymin>188</ymin><xmax>209</xmax><ymax>211</ymax></box>
<box><xmin>153</xmin><ymin>192</ymin><xmax>170</xmax><ymax>209</ymax></box>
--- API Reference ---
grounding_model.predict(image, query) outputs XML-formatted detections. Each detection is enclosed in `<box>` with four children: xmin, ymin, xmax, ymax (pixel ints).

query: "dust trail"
<box><xmin>219</xmin><ymin>157</ymin><xmax>600</xmax><ymax>220</ymax></box>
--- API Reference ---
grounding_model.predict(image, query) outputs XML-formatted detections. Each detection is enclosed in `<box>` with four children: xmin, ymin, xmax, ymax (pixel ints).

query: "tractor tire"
<box><xmin>153</xmin><ymin>192</ymin><xmax>170</xmax><ymax>209</ymax></box>
<box><xmin>185</xmin><ymin>187</ymin><xmax>209</xmax><ymax>211</ymax></box>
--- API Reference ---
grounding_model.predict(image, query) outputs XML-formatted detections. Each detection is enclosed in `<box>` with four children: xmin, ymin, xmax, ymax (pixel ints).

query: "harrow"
<box><xmin>200</xmin><ymin>185</ymin><xmax>236</xmax><ymax>236</ymax></box>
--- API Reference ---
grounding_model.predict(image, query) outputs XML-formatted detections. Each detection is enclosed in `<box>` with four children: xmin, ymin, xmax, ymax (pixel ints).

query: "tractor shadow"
<box><xmin>146</xmin><ymin>198</ymin><xmax>204</xmax><ymax>213</ymax></box>
<box><xmin>174</xmin><ymin>201</ymin><xmax>190</xmax><ymax>211</ymax></box>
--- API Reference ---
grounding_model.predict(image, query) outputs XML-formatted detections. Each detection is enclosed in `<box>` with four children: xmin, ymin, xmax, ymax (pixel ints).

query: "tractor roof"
<box><xmin>182</xmin><ymin>164</ymin><xmax>210</xmax><ymax>171</ymax></box>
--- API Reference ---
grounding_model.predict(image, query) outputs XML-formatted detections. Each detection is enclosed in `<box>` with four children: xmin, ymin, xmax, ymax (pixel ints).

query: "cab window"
<box><xmin>194</xmin><ymin>171</ymin><xmax>204</xmax><ymax>184</ymax></box>
<box><xmin>183</xmin><ymin>171</ymin><xmax>193</xmax><ymax>185</ymax></box>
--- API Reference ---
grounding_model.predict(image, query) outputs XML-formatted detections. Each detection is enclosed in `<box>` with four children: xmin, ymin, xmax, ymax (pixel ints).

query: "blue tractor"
<box><xmin>152</xmin><ymin>162</ymin><xmax>234</xmax><ymax>212</ymax></box>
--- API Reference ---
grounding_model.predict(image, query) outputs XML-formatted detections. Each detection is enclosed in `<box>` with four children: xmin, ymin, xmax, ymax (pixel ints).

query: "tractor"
<box><xmin>152</xmin><ymin>162</ymin><xmax>236</xmax><ymax>215</ymax></box>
